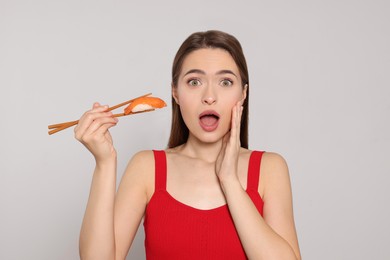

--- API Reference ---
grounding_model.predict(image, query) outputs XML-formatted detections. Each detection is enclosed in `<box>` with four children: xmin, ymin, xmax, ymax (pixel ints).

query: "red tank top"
<box><xmin>143</xmin><ymin>150</ymin><xmax>264</xmax><ymax>260</ymax></box>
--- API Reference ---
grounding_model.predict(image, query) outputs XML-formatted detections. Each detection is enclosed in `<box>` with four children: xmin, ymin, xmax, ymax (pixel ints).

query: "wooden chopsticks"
<box><xmin>48</xmin><ymin>93</ymin><xmax>152</xmax><ymax>135</ymax></box>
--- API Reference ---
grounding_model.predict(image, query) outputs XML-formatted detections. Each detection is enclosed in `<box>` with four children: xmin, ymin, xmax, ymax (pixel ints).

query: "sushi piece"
<box><xmin>124</xmin><ymin>96</ymin><xmax>166</xmax><ymax>115</ymax></box>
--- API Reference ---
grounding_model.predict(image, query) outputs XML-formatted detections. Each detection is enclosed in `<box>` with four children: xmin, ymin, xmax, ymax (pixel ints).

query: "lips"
<box><xmin>199</xmin><ymin>110</ymin><xmax>220</xmax><ymax>132</ymax></box>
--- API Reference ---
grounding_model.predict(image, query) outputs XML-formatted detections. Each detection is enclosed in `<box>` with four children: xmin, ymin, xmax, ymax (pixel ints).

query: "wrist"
<box><xmin>95</xmin><ymin>154</ymin><xmax>117</xmax><ymax>171</ymax></box>
<box><xmin>219</xmin><ymin>176</ymin><xmax>243</xmax><ymax>194</ymax></box>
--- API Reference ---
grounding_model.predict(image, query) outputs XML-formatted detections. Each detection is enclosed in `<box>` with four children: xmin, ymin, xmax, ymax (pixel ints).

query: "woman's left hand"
<box><xmin>215</xmin><ymin>100</ymin><xmax>244</xmax><ymax>184</ymax></box>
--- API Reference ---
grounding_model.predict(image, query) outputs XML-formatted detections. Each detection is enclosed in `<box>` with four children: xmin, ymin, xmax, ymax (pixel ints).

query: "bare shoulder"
<box><xmin>261</xmin><ymin>152</ymin><xmax>289</xmax><ymax>174</ymax></box>
<box><xmin>237</xmin><ymin>148</ymin><xmax>253</xmax><ymax>165</ymax></box>
<box><xmin>124</xmin><ymin>149</ymin><xmax>155</xmax><ymax>179</ymax></box>
<box><xmin>239</xmin><ymin>147</ymin><xmax>253</xmax><ymax>157</ymax></box>
<box><xmin>121</xmin><ymin>150</ymin><xmax>156</xmax><ymax>200</ymax></box>
<box><xmin>259</xmin><ymin>152</ymin><xmax>291</xmax><ymax>199</ymax></box>
<box><xmin>128</xmin><ymin>150</ymin><xmax>155</xmax><ymax>166</ymax></box>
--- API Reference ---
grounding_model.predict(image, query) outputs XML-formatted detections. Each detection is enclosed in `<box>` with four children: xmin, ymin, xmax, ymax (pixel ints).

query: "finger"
<box><xmin>237</xmin><ymin>105</ymin><xmax>243</xmax><ymax>147</ymax></box>
<box><xmin>83</xmin><ymin>116</ymin><xmax>118</xmax><ymax>137</ymax></box>
<box><xmin>91</xmin><ymin>104</ymin><xmax>109</xmax><ymax>113</ymax></box>
<box><xmin>230</xmin><ymin>104</ymin><xmax>240</xmax><ymax>142</ymax></box>
<box><xmin>75</xmin><ymin>111</ymin><xmax>112</xmax><ymax>137</ymax></box>
<box><xmin>239</xmin><ymin>97</ymin><xmax>245</xmax><ymax>107</ymax></box>
<box><xmin>94</xmin><ymin>117</ymin><xmax>119</xmax><ymax>137</ymax></box>
<box><xmin>75</xmin><ymin>110</ymin><xmax>114</xmax><ymax>139</ymax></box>
<box><xmin>230</xmin><ymin>103</ymin><xmax>242</xmax><ymax>147</ymax></box>
<box><xmin>237</xmin><ymin>105</ymin><xmax>243</xmax><ymax>142</ymax></box>
<box><xmin>87</xmin><ymin>103</ymin><xmax>108</xmax><ymax>114</ymax></box>
<box><xmin>96</xmin><ymin>121</ymin><xmax>117</xmax><ymax>139</ymax></box>
<box><xmin>75</xmin><ymin>103</ymin><xmax>108</xmax><ymax>131</ymax></box>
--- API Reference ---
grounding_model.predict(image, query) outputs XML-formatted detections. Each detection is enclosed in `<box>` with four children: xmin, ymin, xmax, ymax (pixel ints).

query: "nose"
<box><xmin>202</xmin><ymin>86</ymin><xmax>216</xmax><ymax>105</ymax></box>
<box><xmin>203</xmin><ymin>96</ymin><xmax>216</xmax><ymax>105</ymax></box>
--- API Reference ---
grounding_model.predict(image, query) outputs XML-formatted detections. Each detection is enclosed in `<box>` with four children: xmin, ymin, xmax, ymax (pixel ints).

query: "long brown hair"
<box><xmin>168</xmin><ymin>30</ymin><xmax>250</xmax><ymax>148</ymax></box>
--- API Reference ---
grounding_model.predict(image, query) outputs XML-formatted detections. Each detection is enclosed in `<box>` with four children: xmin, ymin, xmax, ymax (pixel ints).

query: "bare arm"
<box><xmin>76</xmin><ymin>103</ymin><xmax>118</xmax><ymax>260</ymax></box>
<box><xmin>216</xmin><ymin>102</ymin><xmax>301</xmax><ymax>259</ymax></box>
<box><xmin>79</xmin><ymin>160</ymin><xmax>117</xmax><ymax>260</ymax></box>
<box><xmin>76</xmin><ymin>104</ymin><xmax>150</xmax><ymax>260</ymax></box>
<box><xmin>79</xmin><ymin>151</ymin><xmax>150</xmax><ymax>260</ymax></box>
<box><xmin>113</xmin><ymin>151</ymin><xmax>153</xmax><ymax>259</ymax></box>
<box><xmin>221</xmin><ymin>153</ymin><xmax>301</xmax><ymax>260</ymax></box>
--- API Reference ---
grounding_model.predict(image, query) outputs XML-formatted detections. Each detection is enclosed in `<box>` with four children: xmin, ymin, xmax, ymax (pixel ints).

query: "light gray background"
<box><xmin>1</xmin><ymin>0</ymin><xmax>389</xmax><ymax>259</ymax></box>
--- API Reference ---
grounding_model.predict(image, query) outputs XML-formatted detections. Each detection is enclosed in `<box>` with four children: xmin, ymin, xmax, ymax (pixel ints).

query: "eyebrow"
<box><xmin>183</xmin><ymin>69</ymin><xmax>238</xmax><ymax>78</ymax></box>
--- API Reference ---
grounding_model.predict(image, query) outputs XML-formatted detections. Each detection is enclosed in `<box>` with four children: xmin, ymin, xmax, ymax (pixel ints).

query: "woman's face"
<box><xmin>173</xmin><ymin>48</ymin><xmax>247</xmax><ymax>144</ymax></box>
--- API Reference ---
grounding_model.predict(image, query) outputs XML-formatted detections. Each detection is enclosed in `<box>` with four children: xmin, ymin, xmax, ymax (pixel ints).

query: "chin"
<box><xmin>193</xmin><ymin>128</ymin><xmax>229</xmax><ymax>144</ymax></box>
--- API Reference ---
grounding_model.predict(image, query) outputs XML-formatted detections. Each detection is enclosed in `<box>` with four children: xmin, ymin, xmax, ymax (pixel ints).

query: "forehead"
<box><xmin>181</xmin><ymin>48</ymin><xmax>239</xmax><ymax>75</ymax></box>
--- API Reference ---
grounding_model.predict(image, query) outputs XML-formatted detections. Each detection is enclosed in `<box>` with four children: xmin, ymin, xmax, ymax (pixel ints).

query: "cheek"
<box><xmin>177</xmin><ymin>94</ymin><xmax>197</xmax><ymax>122</ymax></box>
<box><xmin>224</xmin><ymin>91</ymin><xmax>243</xmax><ymax>107</ymax></box>
<box><xmin>221</xmin><ymin>91</ymin><xmax>243</xmax><ymax>121</ymax></box>
<box><xmin>177</xmin><ymin>94</ymin><xmax>194</xmax><ymax>111</ymax></box>
<box><xmin>175</xmin><ymin>85</ymin><xmax>194</xmax><ymax>104</ymax></box>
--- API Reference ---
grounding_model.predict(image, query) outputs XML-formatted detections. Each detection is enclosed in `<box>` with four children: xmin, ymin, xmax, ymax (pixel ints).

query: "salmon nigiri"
<box><xmin>124</xmin><ymin>96</ymin><xmax>166</xmax><ymax>115</ymax></box>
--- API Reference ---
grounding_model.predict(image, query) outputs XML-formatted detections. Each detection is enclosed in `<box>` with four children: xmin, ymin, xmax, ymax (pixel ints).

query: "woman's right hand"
<box><xmin>74</xmin><ymin>102</ymin><xmax>118</xmax><ymax>163</ymax></box>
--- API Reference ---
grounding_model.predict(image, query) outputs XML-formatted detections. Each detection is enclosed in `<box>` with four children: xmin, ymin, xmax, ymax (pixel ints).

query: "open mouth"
<box><xmin>199</xmin><ymin>110</ymin><xmax>220</xmax><ymax>131</ymax></box>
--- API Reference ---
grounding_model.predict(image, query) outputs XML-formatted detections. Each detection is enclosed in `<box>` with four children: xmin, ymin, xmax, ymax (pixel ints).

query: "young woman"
<box><xmin>75</xmin><ymin>30</ymin><xmax>301</xmax><ymax>260</ymax></box>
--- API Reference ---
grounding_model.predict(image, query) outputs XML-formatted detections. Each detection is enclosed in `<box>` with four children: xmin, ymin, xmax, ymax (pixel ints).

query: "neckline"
<box><xmin>153</xmin><ymin>149</ymin><xmax>257</xmax><ymax>212</ymax></box>
<box><xmin>162</xmin><ymin>190</ymin><xmax>228</xmax><ymax>212</ymax></box>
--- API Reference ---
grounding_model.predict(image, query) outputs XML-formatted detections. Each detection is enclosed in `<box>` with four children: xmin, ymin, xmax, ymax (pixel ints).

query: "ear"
<box><xmin>241</xmin><ymin>84</ymin><xmax>248</xmax><ymax>102</ymax></box>
<box><xmin>172</xmin><ymin>84</ymin><xmax>180</xmax><ymax>105</ymax></box>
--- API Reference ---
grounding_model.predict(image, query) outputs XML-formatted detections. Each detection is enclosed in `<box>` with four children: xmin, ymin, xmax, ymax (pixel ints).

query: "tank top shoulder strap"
<box><xmin>152</xmin><ymin>150</ymin><xmax>167</xmax><ymax>191</ymax></box>
<box><xmin>246</xmin><ymin>151</ymin><xmax>265</xmax><ymax>191</ymax></box>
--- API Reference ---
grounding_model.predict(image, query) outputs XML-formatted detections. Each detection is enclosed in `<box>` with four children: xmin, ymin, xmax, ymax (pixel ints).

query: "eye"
<box><xmin>188</xmin><ymin>79</ymin><xmax>201</xmax><ymax>87</ymax></box>
<box><xmin>220</xmin><ymin>79</ymin><xmax>233</xmax><ymax>87</ymax></box>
